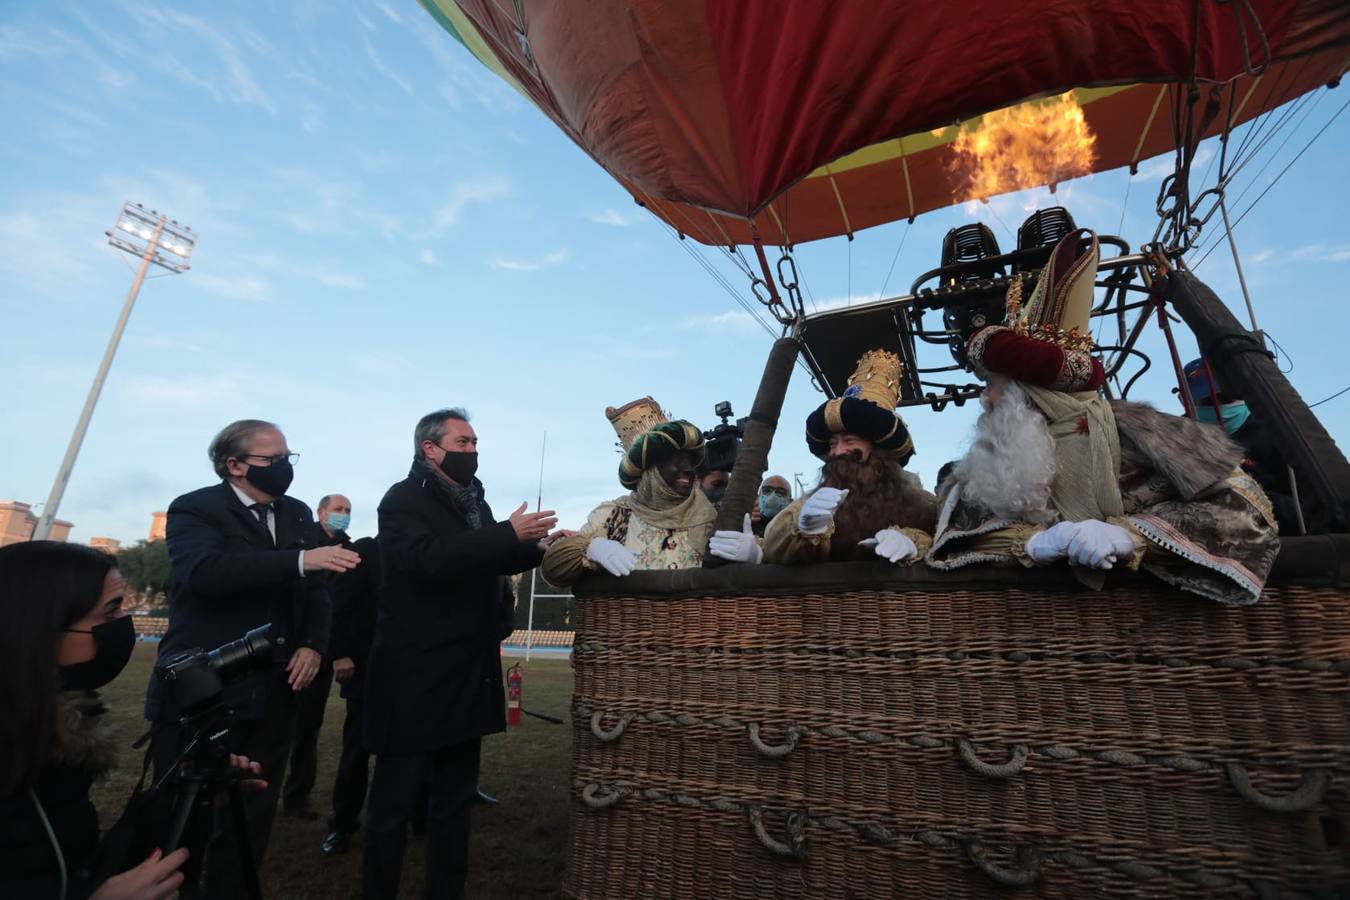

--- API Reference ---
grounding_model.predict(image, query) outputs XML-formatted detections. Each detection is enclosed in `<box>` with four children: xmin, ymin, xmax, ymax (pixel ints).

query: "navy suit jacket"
<box><xmin>144</xmin><ymin>482</ymin><xmax>331</xmax><ymax>722</ymax></box>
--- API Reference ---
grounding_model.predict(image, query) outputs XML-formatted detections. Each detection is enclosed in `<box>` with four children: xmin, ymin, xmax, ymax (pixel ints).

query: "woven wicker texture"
<box><xmin>564</xmin><ymin>568</ymin><xmax>1349</xmax><ymax>898</ymax></box>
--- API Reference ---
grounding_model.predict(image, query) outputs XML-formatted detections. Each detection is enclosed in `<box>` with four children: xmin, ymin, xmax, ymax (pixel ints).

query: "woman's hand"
<box><xmin>91</xmin><ymin>847</ymin><xmax>189</xmax><ymax>900</ymax></box>
<box><xmin>230</xmin><ymin>753</ymin><xmax>268</xmax><ymax>793</ymax></box>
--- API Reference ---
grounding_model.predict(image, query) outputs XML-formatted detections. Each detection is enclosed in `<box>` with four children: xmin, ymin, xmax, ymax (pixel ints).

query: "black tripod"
<box><xmin>155</xmin><ymin>710</ymin><xmax>264</xmax><ymax>900</ymax></box>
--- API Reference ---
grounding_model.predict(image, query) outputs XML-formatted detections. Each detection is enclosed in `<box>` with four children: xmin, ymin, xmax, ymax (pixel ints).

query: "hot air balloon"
<box><xmin>416</xmin><ymin>3</ymin><xmax>1350</xmax><ymax>896</ymax></box>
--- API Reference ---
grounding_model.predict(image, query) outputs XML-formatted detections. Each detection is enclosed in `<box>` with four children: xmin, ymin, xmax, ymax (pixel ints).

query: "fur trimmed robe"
<box><xmin>928</xmin><ymin>399</ymin><xmax>1281</xmax><ymax>604</ymax></box>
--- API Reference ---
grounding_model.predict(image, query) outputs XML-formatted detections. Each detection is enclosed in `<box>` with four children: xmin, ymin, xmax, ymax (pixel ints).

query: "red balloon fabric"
<box><xmin>423</xmin><ymin>0</ymin><xmax>1350</xmax><ymax>243</ymax></box>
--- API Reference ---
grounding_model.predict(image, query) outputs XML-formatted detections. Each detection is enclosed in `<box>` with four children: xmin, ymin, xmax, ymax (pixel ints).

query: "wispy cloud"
<box><xmin>1290</xmin><ymin>243</ymin><xmax>1350</xmax><ymax>263</ymax></box>
<box><xmin>192</xmin><ymin>273</ymin><xmax>272</xmax><ymax>302</ymax></box>
<box><xmin>430</xmin><ymin>177</ymin><xmax>512</xmax><ymax>232</ymax></box>
<box><xmin>118</xmin><ymin>5</ymin><xmax>277</xmax><ymax>115</ymax></box>
<box><xmin>584</xmin><ymin>208</ymin><xmax>644</xmax><ymax>227</ymax></box>
<box><xmin>364</xmin><ymin>36</ymin><xmax>413</xmax><ymax>96</ymax></box>
<box><xmin>376</xmin><ymin>2</ymin><xmax>404</xmax><ymax>24</ymax></box>
<box><xmin>0</xmin><ymin>23</ymin><xmax>133</xmax><ymax>89</ymax></box>
<box><xmin>122</xmin><ymin>373</ymin><xmax>246</xmax><ymax>406</ymax></box>
<box><xmin>420</xmin><ymin>249</ymin><xmax>439</xmax><ymax>266</ymax></box>
<box><xmin>810</xmin><ymin>292</ymin><xmax>883</xmax><ymax>312</ymax></box>
<box><xmin>489</xmin><ymin>249</ymin><xmax>568</xmax><ymax>271</ymax></box>
<box><xmin>1136</xmin><ymin>145</ymin><xmax>1213</xmax><ymax>182</ymax></box>
<box><xmin>129</xmin><ymin>334</ymin><xmax>205</xmax><ymax>354</ymax></box>
<box><xmin>316</xmin><ymin>272</ymin><xmax>366</xmax><ymax>290</ymax></box>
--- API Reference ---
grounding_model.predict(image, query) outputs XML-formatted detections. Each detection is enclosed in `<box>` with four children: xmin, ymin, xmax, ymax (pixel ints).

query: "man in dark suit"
<box><xmin>282</xmin><ymin>493</ymin><xmax>354</xmax><ymax>821</ymax></box>
<box><xmin>146</xmin><ymin>419</ymin><xmax>360</xmax><ymax>898</ymax></box>
<box><xmin>362</xmin><ymin>408</ymin><xmax>558</xmax><ymax>900</ymax></box>
<box><xmin>321</xmin><ymin>532</ymin><xmax>380</xmax><ymax>855</ymax></box>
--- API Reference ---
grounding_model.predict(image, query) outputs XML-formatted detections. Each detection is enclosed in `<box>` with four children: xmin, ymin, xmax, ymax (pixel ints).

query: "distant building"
<box><xmin>0</xmin><ymin>500</ymin><xmax>73</xmax><ymax>547</ymax></box>
<box><xmin>149</xmin><ymin>511</ymin><xmax>167</xmax><ymax>542</ymax></box>
<box><xmin>89</xmin><ymin>536</ymin><xmax>122</xmax><ymax>554</ymax></box>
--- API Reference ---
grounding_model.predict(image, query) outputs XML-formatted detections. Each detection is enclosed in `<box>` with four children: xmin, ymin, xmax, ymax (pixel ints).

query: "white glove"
<box><xmin>585</xmin><ymin>538</ymin><xmax>636</xmax><ymax>576</ymax></box>
<box><xmin>1064</xmin><ymin>519</ymin><xmax>1136</xmax><ymax>570</ymax></box>
<box><xmin>1026</xmin><ymin>520</ymin><xmax>1135</xmax><ymax>570</ymax></box>
<box><xmin>709</xmin><ymin>514</ymin><xmax>763</xmax><ymax>564</ymax></box>
<box><xmin>1024</xmin><ymin>521</ymin><xmax>1076</xmax><ymax>564</ymax></box>
<box><xmin>798</xmin><ymin>487</ymin><xmax>848</xmax><ymax>535</ymax></box>
<box><xmin>858</xmin><ymin>528</ymin><xmax>918</xmax><ymax>564</ymax></box>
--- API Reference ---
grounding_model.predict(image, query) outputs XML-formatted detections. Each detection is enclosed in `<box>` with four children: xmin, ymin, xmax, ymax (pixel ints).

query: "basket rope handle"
<box><xmin>747</xmin><ymin>723</ymin><xmax>808</xmax><ymax>758</ymax></box>
<box><xmin>746</xmin><ymin>806</ymin><xmax>808</xmax><ymax>860</ymax></box>
<box><xmin>1224</xmin><ymin>764</ymin><xmax>1331</xmax><ymax>814</ymax></box>
<box><xmin>589</xmin><ymin>711</ymin><xmax>633</xmax><ymax>743</ymax></box>
<box><xmin>963</xmin><ymin>841</ymin><xmax>1042</xmax><ymax>887</ymax></box>
<box><xmin>580</xmin><ymin>782</ymin><xmax>631</xmax><ymax>809</ymax></box>
<box><xmin>955</xmin><ymin>738</ymin><xmax>1029</xmax><ymax>780</ymax></box>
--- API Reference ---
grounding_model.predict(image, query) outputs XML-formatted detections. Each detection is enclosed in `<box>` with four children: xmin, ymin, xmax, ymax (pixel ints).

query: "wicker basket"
<box><xmin>564</xmin><ymin>536</ymin><xmax>1350</xmax><ymax>898</ymax></box>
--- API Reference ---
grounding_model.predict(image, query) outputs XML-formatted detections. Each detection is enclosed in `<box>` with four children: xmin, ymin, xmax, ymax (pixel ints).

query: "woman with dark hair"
<box><xmin>0</xmin><ymin>541</ymin><xmax>262</xmax><ymax>899</ymax></box>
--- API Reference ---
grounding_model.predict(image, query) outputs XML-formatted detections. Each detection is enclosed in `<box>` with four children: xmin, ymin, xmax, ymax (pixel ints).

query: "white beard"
<box><xmin>954</xmin><ymin>377</ymin><xmax>1057</xmax><ymax>524</ymax></box>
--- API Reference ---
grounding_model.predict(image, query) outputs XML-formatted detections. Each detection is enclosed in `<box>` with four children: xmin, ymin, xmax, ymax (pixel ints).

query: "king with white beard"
<box><xmin>928</xmin><ymin>229</ymin><xmax>1280</xmax><ymax>604</ymax></box>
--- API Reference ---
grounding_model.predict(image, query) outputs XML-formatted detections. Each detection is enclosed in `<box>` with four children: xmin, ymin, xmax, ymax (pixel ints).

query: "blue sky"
<box><xmin>2</xmin><ymin>2</ymin><xmax>1348</xmax><ymax>545</ymax></box>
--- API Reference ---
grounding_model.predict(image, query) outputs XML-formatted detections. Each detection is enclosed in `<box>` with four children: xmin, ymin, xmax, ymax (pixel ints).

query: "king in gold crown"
<box><xmin>805</xmin><ymin>348</ymin><xmax>915</xmax><ymax>463</ymax></box>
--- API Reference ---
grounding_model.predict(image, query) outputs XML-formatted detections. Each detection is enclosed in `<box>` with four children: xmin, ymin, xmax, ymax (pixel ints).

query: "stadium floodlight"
<box><xmin>32</xmin><ymin>202</ymin><xmax>196</xmax><ymax>541</ymax></box>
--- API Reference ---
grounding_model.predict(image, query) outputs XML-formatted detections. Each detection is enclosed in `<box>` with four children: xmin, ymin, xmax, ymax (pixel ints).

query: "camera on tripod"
<box><xmin>701</xmin><ymin>400</ymin><xmax>747</xmax><ymax>474</ymax></box>
<box><xmin>156</xmin><ymin>624</ymin><xmax>274</xmax><ymax>721</ymax></box>
<box><xmin>150</xmin><ymin>625</ymin><xmax>275</xmax><ymax>899</ymax></box>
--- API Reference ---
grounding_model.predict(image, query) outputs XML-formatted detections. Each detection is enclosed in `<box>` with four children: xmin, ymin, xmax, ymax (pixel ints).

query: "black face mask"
<box><xmin>438</xmin><ymin>450</ymin><xmax>479</xmax><ymax>484</ymax></box>
<box><xmin>244</xmin><ymin>459</ymin><xmax>294</xmax><ymax>498</ymax></box>
<box><xmin>60</xmin><ymin>615</ymin><xmax>136</xmax><ymax>691</ymax></box>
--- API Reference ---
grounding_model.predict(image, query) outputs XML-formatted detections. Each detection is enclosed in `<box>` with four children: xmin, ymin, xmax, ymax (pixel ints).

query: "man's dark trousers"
<box><xmin>151</xmin><ymin>669</ymin><xmax>296</xmax><ymax>900</ymax></box>
<box><xmin>362</xmin><ymin>739</ymin><xmax>481</xmax><ymax>899</ymax></box>
<box><xmin>330</xmin><ymin>695</ymin><xmax>370</xmax><ymax>833</ymax></box>
<box><xmin>282</xmin><ymin>659</ymin><xmax>332</xmax><ymax>813</ymax></box>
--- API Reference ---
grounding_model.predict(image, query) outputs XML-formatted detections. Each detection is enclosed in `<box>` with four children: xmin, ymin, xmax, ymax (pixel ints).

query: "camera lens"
<box><xmin>208</xmin><ymin>624</ymin><xmax>272</xmax><ymax>680</ymax></box>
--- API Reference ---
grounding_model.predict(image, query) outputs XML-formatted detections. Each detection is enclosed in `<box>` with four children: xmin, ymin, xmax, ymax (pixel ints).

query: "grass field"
<box><xmin>92</xmin><ymin>642</ymin><xmax>575</xmax><ymax>899</ymax></box>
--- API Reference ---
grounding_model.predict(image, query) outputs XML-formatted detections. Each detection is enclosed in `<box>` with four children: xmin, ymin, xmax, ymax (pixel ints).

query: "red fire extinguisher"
<box><xmin>506</xmin><ymin>663</ymin><xmax>522</xmax><ymax>727</ymax></box>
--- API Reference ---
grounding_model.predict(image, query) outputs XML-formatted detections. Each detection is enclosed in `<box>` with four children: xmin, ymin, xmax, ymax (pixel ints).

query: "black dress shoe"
<box><xmin>321</xmin><ymin>831</ymin><xmax>349</xmax><ymax>856</ymax></box>
<box><xmin>475</xmin><ymin>789</ymin><xmax>498</xmax><ymax>806</ymax></box>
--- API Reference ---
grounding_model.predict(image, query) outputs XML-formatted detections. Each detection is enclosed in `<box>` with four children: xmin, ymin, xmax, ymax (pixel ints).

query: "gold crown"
<box><xmin>605</xmin><ymin>396</ymin><xmax>669</xmax><ymax>451</ymax></box>
<box><xmin>842</xmin><ymin>349</ymin><xmax>904</xmax><ymax>410</ymax></box>
<box><xmin>1005</xmin><ymin>228</ymin><xmax>1098</xmax><ymax>352</ymax></box>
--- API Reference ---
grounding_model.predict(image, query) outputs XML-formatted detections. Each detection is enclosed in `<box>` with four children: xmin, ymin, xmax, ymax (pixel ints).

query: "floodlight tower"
<box><xmin>32</xmin><ymin>203</ymin><xmax>196</xmax><ymax>540</ymax></box>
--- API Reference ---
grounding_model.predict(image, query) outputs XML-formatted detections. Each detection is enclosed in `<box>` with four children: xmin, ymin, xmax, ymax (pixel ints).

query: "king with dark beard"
<box><xmin>927</xmin><ymin>228</ymin><xmax>1280</xmax><ymax>604</ymax></box>
<box><xmin>764</xmin><ymin>350</ymin><xmax>937</xmax><ymax>564</ymax></box>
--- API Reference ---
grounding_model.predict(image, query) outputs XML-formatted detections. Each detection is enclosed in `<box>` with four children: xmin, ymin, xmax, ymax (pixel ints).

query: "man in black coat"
<box><xmin>362</xmin><ymin>407</ymin><xmax>557</xmax><ymax>900</ymax></box>
<box><xmin>146</xmin><ymin>419</ymin><xmax>360</xmax><ymax>898</ymax></box>
<box><xmin>283</xmin><ymin>493</ymin><xmax>355</xmax><ymax>821</ymax></box>
<box><xmin>321</xmin><ymin>533</ymin><xmax>380</xmax><ymax>855</ymax></box>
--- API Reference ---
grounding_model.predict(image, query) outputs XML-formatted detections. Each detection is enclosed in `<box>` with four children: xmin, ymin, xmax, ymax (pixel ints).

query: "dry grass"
<box><xmin>93</xmin><ymin>643</ymin><xmax>574</xmax><ymax>899</ymax></box>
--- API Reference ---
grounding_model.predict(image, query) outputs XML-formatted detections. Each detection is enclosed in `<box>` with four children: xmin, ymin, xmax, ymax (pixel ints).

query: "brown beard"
<box><xmin>820</xmin><ymin>452</ymin><xmax>937</xmax><ymax>561</ymax></box>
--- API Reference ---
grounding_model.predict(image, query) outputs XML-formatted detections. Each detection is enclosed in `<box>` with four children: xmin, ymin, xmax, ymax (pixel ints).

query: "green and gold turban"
<box><xmin>607</xmin><ymin>397</ymin><xmax>706</xmax><ymax>490</ymax></box>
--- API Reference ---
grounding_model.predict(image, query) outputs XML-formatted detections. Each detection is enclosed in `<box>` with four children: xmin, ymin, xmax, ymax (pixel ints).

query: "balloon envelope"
<box><xmin>420</xmin><ymin>0</ymin><xmax>1350</xmax><ymax>244</ymax></box>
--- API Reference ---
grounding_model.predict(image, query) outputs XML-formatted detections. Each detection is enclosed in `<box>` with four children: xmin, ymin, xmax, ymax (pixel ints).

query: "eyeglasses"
<box><xmin>241</xmin><ymin>452</ymin><xmax>300</xmax><ymax>466</ymax></box>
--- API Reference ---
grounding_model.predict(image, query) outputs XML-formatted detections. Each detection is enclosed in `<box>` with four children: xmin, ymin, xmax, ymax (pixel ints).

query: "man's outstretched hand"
<box><xmin>510</xmin><ymin>502</ymin><xmax>557</xmax><ymax>541</ymax></box>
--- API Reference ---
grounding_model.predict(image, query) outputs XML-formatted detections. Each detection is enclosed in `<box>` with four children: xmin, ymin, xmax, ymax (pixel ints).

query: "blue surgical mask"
<box><xmin>759</xmin><ymin>492</ymin><xmax>790</xmax><ymax>521</ymax></box>
<box><xmin>1196</xmin><ymin>401</ymin><xmax>1250</xmax><ymax>435</ymax></box>
<box><xmin>325</xmin><ymin>512</ymin><xmax>351</xmax><ymax>533</ymax></box>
